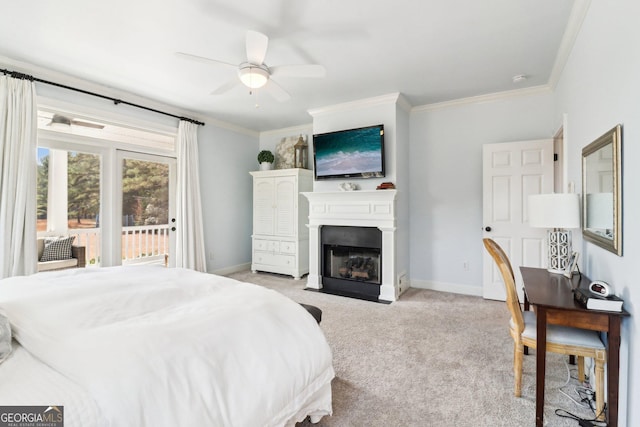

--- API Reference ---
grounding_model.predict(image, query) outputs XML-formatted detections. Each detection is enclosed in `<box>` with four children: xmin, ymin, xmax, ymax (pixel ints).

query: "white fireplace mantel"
<box><xmin>302</xmin><ymin>190</ymin><xmax>398</xmax><ymax>302</ymax></box>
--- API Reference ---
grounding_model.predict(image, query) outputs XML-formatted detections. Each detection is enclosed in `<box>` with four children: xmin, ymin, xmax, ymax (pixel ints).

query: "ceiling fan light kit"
<box><xmin>48</xmin><ymin>114</ymin><xmax>72</xmax><ymax>128</ymax></box>
<box><xmin>177</xmin><ymin>30</ymin><xmax>325</xmax><ymax>102</ymax></box>
<box><xmin>47</xmin><ymin>113</ymin><xmax>105</xmax><ymax>130</ymax></box>
<box><xmin>239</xmin><ymin>63</ymin><xmax>269</xmax><ymax>89</ymax></box>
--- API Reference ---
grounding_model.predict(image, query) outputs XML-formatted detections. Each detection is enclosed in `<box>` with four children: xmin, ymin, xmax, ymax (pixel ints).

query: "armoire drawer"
<box><xmin>253</xmin><ymin>239</ymin><xmax>280</xmax><ymax>253</ymax></box>
<box><xmin>252</xmin><ymin>252</ymin><xmax>295</xmax><ymax>268</ymax></box>
<box><xmin>279</xmin><ymin>241</ymin><xmax>296</xmax><ymax>254</ymax></box>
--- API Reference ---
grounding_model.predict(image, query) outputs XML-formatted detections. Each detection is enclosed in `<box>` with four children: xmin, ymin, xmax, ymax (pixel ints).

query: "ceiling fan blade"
<box><xmin>175</xmin><ymin>52</ymin><xmax>237</xmax><ymax>68</ymax></box>
<box><xmin>270</xmin><ymin>64</ymin><xmax>326</xmax><ymax>78</ymax></box>
<box><xmin>263</xmin><ymin>80</ymin><xmax>291</xmax><ymax>102</ymax></box>
<box><xmin>210</xmin><ymin>79</ymin><xmax>240</xmax><ymax>95</ymax></box>
<box><xmin>71</xmin><ymin>120</ymin><xmax>104</xmax><ymax>129</ymax></box>
<box><xmin>246</xmin><ymin>30</ymin><xmax>269</xmax><ymax>65</ymax></box>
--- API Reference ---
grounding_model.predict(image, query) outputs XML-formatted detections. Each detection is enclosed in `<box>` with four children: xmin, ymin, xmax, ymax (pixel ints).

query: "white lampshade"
<box><xmin>528</xmin><ymin>193</ymin><xmax>580</xmax><ymax>229</ymax></box>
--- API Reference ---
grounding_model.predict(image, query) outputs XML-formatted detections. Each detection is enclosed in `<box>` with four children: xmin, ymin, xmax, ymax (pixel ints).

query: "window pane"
<box><xmin>67</xmin><ymin>151</ymin><xmax>100</xmax><ymax>230</ymax></box>
<box><xmin>121</xmin><ymin>158</ymin><xmax>170</xmax><ymax>264</ymax></box>
<box><xmin>36</xmin><ymin>147</ymin><xmax>49</xmax><ymax>232</ymax></box>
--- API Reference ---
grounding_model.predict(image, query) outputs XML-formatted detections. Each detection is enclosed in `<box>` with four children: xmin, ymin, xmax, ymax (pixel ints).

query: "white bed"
<box><xmin>0</xmin><ymin>265</ymin><xmax>334</xmax><ymax>426</ymax></box>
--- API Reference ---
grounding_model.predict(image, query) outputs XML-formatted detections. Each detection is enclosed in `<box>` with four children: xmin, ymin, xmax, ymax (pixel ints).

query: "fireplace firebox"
<box><xmin>321</xmin><ymin>226</ymin><xmax>382</xmax><ymax>301</ymax></box>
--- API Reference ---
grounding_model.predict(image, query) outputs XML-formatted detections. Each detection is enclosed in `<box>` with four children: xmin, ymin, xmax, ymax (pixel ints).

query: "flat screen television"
<box><xmin>312</xmin><ymin>124</ymin><xmax>385</xmax><ymax>180</ymax></box>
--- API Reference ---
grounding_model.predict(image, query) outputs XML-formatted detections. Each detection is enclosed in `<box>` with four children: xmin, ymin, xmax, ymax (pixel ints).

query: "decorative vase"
<box><xmin>260</xmin><ymin>162</ymin><xmax>273</xmax><ymax>171</ymax></box>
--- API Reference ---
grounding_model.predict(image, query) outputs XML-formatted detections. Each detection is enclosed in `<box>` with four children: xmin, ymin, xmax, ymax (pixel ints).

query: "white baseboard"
<box><xmin>211</xmin><ymin>262</ymin><xmax>251</xmax><ymax>276</ymax></box>
<box><xmin>410</xmin><ymin>279</ymin><xmax>483</xmax><ymax>297</ymax></box>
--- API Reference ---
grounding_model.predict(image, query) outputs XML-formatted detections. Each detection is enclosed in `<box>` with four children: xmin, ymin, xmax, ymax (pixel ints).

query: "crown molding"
<box><xmin>396</xmin><ymin>93</ymin><xmax>413</xmax><ymax>113</ymax></box>
<box><xmin>260</xmin><ymin>123</ymin><xmax>312</xmax><ymax>138</ymax></box>
<box><xmin>411</xmin><ymin>85</ymin><xmax>553</xmax><ymax>113</ymax></box>
<box><xmin>548</xmin><ymin>0</ymin><xmax>591</xmax><ymax>90</ymax></box>
<box><xmin>308</xmin><ymin>92</ymin><xmax>403</xmax><ymax>117</ymax></box>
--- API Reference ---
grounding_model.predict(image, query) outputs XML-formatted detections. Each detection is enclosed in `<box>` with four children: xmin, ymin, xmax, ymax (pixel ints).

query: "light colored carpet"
<box><xmin>227</xmin><ymin>270</ymin><xmax>598</xmax><ymax>426</ymax></box>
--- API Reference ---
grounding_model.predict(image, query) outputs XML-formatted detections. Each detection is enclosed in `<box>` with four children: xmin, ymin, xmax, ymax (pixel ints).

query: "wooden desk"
<box><xmin>520</xmin><ymin>267</ymin><xmax>629</xmax><ymax>427</ymax></box>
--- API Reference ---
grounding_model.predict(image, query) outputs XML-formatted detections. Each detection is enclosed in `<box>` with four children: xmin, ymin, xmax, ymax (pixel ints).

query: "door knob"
<box><xmin>485</xmin><ymin>226</ymin><xmax>492</xmax><ymax>232</ymax></box>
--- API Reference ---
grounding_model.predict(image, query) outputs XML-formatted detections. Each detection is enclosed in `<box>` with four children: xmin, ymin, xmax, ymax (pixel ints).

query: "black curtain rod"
<box><xmin>1</xmin><ymin>68</ymin><xmax>204</xmax><ymax>126</ymax></box>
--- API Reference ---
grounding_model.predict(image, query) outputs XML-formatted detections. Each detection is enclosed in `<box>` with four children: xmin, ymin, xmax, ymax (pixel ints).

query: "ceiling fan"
<box><xmin>47</xmin><ymin>114</ymin><xmax>105</xmax><ymax>129</ymax></box>
<box><xmin>176</xmin><ymin>30</ymin><xmax>326</xmax><ymax>102</ymax></box>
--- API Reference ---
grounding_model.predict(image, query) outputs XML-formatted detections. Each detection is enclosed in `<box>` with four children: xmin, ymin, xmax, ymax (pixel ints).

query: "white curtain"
<box><xmin>0</xmin><ymin>75</ymin><xmax>38</xmax><ymax>278</ymax></box>
<box><xmin>175</xmin><ymin>120</ymin><xmax>207</xmax><ymax>272</ymax></box>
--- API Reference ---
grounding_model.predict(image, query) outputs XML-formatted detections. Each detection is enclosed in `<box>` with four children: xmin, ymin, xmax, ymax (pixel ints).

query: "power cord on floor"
<box><xmin>553</xmin><ymin>358</ymin><xmax>609</xmax><ymax>425</ymax></box>
<box><xmin>557</xmin><ymin>359</ymin><xmax>593</xmax><ymax>410</ymax></box>
<box><xmin>554</xmin><ymin>408</ymin><xmax>607</xmax><ymax>426</ymax></box>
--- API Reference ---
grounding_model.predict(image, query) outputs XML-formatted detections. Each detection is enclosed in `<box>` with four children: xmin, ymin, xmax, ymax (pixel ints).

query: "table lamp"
<box><xmin>528</xmin><ymin>193</ymin><xmax>580</xmax><ymax>274</ymax></box>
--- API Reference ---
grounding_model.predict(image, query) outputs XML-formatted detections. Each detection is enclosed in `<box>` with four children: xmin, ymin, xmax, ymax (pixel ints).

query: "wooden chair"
<box><xmin>482</xmin><ymin>238</ymin><xmax>606</xmax><ymax>420</ymax></box>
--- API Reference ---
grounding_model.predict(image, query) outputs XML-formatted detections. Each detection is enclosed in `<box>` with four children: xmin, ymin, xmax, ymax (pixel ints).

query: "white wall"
<box><xmin>395</xmin><ymin>104</ymin><xmax>411</xmax><ymax>291</ymax></box>
<box><xmin>409</xmin><ymin>92</ymin><xmax>556</xmax><ymax>294</ymax></box>
<box><xmin>553</xmin><ymin>1</ymin><xmax>639</xmax><ymax>424</ymax></box>
<box><xmin>259</xmin><ymin>124</ymin><xmax>313</xmax><ymax>154</ymax></box>
<box><xmin>310</xmin><ymin>95</ymin><xmax>399</xmax><ymax>192</ymax></box>
<box><xmin>198</xmin><ymin>125</ymin><xmax>257</xmax><ymax>274</ymax></box>
<box><xmin>306</xmin><ymin>93</ymin><xmax>410</xmax><ymax>296</ymax></box>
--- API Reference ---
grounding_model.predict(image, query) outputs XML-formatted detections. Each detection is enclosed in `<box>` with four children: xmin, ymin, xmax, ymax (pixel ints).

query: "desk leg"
<box><xmin>535</xmin><ymin>307</ymin><xmax>547</xmax><ymax>427</ymax></box>
<box><xmin>607</xmin><ymin>315</ymin><xmax>622</xmax><ymax>426</ymax></box>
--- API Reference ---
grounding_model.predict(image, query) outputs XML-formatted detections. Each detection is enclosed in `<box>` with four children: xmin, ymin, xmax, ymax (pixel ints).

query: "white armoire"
<box><xmin>250</xmin><ymin>168</ymin><xmax>313</xmax><ymax>279</ymax></box>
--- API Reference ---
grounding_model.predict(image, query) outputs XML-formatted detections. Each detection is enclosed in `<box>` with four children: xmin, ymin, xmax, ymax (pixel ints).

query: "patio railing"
<box><xmin>65</xmin><ymin>224</ymin><xmax>170</xmax><ymax>266</ymax></box>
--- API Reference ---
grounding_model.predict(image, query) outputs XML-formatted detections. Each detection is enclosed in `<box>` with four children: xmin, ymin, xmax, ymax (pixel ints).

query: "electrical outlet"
<box><xmin>463</xmin><ymin>261</ymin><xmax>469</xmax><ymax>271</ymax></box>
<box><xmin>209</xmin><ymin>251</ymin><xmax>214</xmax><ymax>260</ymax></box>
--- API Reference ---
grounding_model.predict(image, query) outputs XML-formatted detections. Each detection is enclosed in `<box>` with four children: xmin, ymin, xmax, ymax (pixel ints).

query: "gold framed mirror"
<box><xmin>582</xmin><ymin>124</ymin><xmax>622</xmax><ymax>255</ymax></box>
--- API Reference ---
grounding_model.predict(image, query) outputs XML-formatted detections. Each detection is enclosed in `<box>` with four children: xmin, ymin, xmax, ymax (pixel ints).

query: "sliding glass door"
<box><xmin>37</xmin><ymin>144</ymin><xmax>177</xmax><ymax>268</ymax></box>
<box><xmin>36</xmin><ymin>108</ymin><xmax>177</xmax><ymax>268</ymax></box>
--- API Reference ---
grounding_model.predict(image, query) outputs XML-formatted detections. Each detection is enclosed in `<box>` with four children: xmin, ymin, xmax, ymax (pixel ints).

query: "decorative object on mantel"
<box><xmin>257</xmin><ymin>150</ymin><xmax>274</xmax><ymax>171</ymax></box>
<box><xmin>376</xmin><ymin>182</ymin><xmax>395</xmax><ymax>190</ymax></box>
<box><xmin>274</xmin><ymin>135</ymin><xmax>297</xmax><ymax>169</ymax></box>
<box><xmin>339</xmin><ymin>182</ymin><xmax>359</xmax><ymax>191</ymax></box>
<box><xmin>294</xmin><ymin>135</ymin><xmax>309</xmax><ymax>169</ymax></box>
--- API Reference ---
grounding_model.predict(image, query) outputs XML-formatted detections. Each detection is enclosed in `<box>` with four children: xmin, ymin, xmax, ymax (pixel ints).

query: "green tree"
<box><xmin>122</xmin><ymin>159</ymin><xmax>169</xmax><ymax>225</ymax></box>
<box><xmin>67</xmin><ymin>152</ymin><xmax>100</xmax><ymax>224</ymax></box>
<box><xmin>36</xmin><ymin>154</ymin><xmax>49</xmax><ymax>220</ymax></box>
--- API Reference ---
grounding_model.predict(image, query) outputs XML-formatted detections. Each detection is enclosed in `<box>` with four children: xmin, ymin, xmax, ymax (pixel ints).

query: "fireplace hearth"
<box><xmin>321</xmin><ymin>226</ymin><xmax>382</xmax><ymax>301</ymax></box>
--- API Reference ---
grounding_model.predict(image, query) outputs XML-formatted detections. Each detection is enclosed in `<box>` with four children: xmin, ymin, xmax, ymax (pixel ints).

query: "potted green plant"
<box><xmin>258</xmin><ymin>150</ymin><xmax>275</xmax><ymax>170</ymax></box>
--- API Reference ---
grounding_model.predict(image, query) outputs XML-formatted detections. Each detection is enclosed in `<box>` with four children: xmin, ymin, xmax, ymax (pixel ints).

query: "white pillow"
<box><xmin>0</xmin><ymin>313</ymin><xmax>11</xmax><ymax>363</ymax></box>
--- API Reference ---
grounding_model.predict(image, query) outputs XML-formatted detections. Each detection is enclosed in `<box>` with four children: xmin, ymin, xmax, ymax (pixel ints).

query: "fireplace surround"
<box><xmin>302</xmin><ymin>190</ymin><xmax>398</xmax><ymax>302</ymax></box>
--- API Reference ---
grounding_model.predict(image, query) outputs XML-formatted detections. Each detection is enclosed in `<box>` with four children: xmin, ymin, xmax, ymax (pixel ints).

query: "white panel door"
<box><xmin>482</xmin><ymin>139</ymin><xmax>553</xmax><ymax>301</ymax></box>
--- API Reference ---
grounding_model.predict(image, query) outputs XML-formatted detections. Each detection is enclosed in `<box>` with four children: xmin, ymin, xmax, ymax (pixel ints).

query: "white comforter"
<box><xmin>0</xmin><ymin>266</ymin><xmax>334</xmax><ymax>426</ymax></box>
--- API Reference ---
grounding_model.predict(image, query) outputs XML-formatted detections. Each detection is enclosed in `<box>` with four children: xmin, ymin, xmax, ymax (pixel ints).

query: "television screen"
<box><xmin>312</xmin><ymin>124</ymin><xmax>385</xmax><ymax>180</ymax></box>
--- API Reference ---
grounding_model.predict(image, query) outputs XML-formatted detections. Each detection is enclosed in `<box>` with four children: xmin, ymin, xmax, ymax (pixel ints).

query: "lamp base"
<box><xmin>546</xmin><ymin>230</ymin><xmax>572</xmax><ymax>274</ymax></box>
